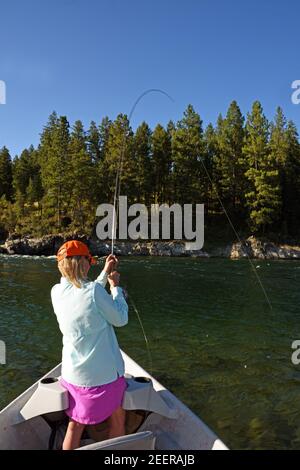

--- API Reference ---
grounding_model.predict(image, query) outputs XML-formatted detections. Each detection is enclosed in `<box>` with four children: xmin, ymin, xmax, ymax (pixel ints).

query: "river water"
<box><xmin>0</xmin><ymin>254</ymin><xmax>300</xmax><ymax>449</ymax></box>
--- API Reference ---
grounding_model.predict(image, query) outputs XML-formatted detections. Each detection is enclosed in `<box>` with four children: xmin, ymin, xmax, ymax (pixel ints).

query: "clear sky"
<box><xmin>0</xmin><ymin>0</ymin><xmax>300</xmax><ymax>157</ymax></box>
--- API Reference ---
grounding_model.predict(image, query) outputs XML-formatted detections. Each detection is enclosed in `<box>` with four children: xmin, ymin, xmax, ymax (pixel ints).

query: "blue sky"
<box><xmin>0</xmin><ymin>0</ymin><xmax>300</xmax><ymax>157</ymax></box>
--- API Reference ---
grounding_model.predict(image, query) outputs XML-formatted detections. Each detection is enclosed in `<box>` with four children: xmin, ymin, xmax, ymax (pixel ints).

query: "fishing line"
<box><xmin>127</xmin><ymin>294</ymin><xmax>153</xmax><ymax>376</ymax></box>
<box><xmin>110</xmin><ymin>89</ymin><xmax>174</xmax><ymax>376</ymax></box>
<box><xmin>199</xmin><ymin>159</ymin><xmax>273</xmax><ymax>311</ymax></box>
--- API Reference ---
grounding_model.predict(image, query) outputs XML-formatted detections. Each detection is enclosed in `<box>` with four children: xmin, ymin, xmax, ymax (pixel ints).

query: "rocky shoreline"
<box><xmin>1</xmin><ymin>234</ymin><xmax>300</xmax><ymax>259</ymax></box>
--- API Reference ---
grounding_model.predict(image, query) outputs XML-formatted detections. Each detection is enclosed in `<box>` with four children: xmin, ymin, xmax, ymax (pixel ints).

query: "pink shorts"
<box><xmin>60</xmin><ymin>376</ymin><xmax>127</xmax><ymax>425</ymax></box>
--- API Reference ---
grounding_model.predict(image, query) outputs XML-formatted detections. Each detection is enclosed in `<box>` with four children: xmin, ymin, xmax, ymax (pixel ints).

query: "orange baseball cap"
<box><xmin>57</xmin><ymin>240</ymin><xmax>97</xmax><ymax>265</ymax></box>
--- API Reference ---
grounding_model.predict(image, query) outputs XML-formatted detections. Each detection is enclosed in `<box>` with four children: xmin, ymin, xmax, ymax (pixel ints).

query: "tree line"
<box><xmin>0</xmin><ymin>100</ymin><xmax>300</xmax><ymax>240</ymax></box>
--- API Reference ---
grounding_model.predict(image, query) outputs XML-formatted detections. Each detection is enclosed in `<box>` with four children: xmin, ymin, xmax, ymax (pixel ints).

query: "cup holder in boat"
<box><xmin>40</xmin><ymin>377</ymin><xmax>58</xmax><ymax>384</ymax></box>
<box><xmin>134</xmin><ymin>376</ymin><xmax>152</xmax><ymax>384</ymax></box>
<box><xmin>124</xmin><ymin>373</ymin><xmax>134</xmax><ymax>379</ymax></box>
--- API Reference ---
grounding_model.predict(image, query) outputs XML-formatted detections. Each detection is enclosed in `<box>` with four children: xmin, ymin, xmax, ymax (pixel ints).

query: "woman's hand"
<box><xmin>104</xmin><ymin>254</ymin><xmax>118</xmax><ymax>274</ymax></box>
<box><xmin>108</xmin><ymin>271</ymin><xmax>120</xmax><ymax>288</ymax></box>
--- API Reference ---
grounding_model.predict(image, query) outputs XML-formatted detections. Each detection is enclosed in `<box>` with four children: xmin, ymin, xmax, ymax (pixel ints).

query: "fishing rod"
<box><xmin>111</xmin><ymin>89</ymin><xmax>174</xmax><ymax>255</ymax></box>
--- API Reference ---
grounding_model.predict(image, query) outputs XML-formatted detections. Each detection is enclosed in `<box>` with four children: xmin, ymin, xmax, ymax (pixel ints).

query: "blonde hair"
<box><xmin>58</xmin><ymin>256</ymin><xmax>88</xmax><ymax>288</ymax></box>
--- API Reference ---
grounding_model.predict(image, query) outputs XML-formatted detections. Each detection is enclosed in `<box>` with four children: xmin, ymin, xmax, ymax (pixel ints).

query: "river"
<box><xmin>0</xmin><ymin>255</ymin><xmax>299</xmax><ymax>449</ymax></box>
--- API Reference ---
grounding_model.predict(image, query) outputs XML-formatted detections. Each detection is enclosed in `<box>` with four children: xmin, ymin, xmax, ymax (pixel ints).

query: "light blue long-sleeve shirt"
<box><xmin>51</xmin><ymin>270</ymin><xmax>128</xmax><ymax>387</ymax></box>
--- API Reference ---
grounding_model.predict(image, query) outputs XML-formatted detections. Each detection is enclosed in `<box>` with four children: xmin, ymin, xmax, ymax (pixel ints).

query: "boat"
<box><xmin>0</xmin><ymin>351</ymin><xmax>228</xmax><ymax>450</ymax></box>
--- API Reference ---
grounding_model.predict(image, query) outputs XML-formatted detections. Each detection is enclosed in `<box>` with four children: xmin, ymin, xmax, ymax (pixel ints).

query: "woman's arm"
<box><xmin>95</xmin><ymin>254</ymin><xmax>118</xmax><ymax>288</ymax></box>
<box><xmin>93</xmin><ymin>282</ymin><xmax>128</xmax><ymax>327</ymax></box>
<box><xmin>95</xmin><ymin>270</ymin><xmax>108</xmax><ymax>288</ymax></box>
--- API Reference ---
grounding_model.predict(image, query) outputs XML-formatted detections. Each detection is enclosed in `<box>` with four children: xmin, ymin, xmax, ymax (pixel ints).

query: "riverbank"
<box><xmin>1</xmin><ymin>234</ymin><xmax>300</xmax><ymax>259</ymax></box>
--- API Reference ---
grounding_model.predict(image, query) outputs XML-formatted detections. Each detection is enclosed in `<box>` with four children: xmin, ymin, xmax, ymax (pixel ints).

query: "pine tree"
<box><xmin>12</xmin><ymin>146</ymin><xmax>38</xmax><ymax>209</ymax></box>
<box><xmin>90</xmin><ymin>117</ymin><xmax>112</xmax><ymax>205</ymax></box>
<box><xmin>98</xmin><ymin>117</ymin><xmax>112</xmax><ymax>161</ymax></box>
<box><xmin>0</xmin><ymin>147</ymin><xmax>13</xmax><ymax>200</ymax></box>
<box><xmin>133</xmin><ymin>122</ymin><xmax>152</xmax><ymax>205</ymax></box>
<box><xmin>87</xmin><ymin>121</ymin><xmax>101</xmax><ymax>164</ymax></box>
<box><xmin>243</xmin><ymin>101</ymin><xmax>281</xmax><ymax>232</ymax></box>
<box><xmin>100</xmin><ymin>114</ymin><xmax>135</xmax><ymax>204</ymax></box>
<box><xmin>0</xmin><ymin>196</ymin><xmax>16</xmax><ymax>235</ymax></box>
<box><xmin>166</xmin><ymin>120</ymin><xmax>176</xmax><ymax>203</ymax></box>
<box><xmin>13</xmin><ymin>152</ymin><xmax>28</xmax><ymax>198</ymax></box>
<box><xmin>69</xmin><ymin>120</ymin><xmax>94</xmax><ymax>230</ymax></box>
<box><xmin>172</xmin><ymin>105</ymin><xmax>204</xmax><ymax>205</ymax></box>
<box><xmin>26</xmin><ymin>178</ymin><xmax>36</xmax><ymax>206</ymax></box>
<box><xmin>167</xmin><ymin>120</ymin><xmax>176</xmax><ymax>136</ymax></box>
<box><xmin>214</xmin><ymin>101</ymin><xmax>246</xmax><ymax>217</ymax></box>
<box><xmin>39</xmin><ymin>113</ymin><xmax>71</xmax><ymax>230</ymax></box>
<box><xmin>203</xmin><ymin>123</ymin><xmax>218</xmax><ymax>214</ymax></box>
<box><xmin>269</xmin><ymin>107</ymin><xmax>289</xmax><ymax>233</ymax></box>
<box><xmin>151</xmin><ymin>124</ymin><xmax>172</xmax><ymax>204</ymax></box>
<box><xmin>283</xmin><ymin>120</ymin><xmax>300</xmax><ymax>233</ymax></box>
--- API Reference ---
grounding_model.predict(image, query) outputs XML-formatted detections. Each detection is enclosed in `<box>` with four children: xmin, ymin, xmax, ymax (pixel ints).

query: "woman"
<box><xmin>51</xmin><ymin>240</ymin><xmax>128</xmax><ymax>450</ymax></box>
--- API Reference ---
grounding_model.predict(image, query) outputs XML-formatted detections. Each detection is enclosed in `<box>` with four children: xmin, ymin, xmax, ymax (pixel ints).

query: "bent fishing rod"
<box><xmin>101</xmin><ymin>88</ymin><xmax>273</xmax><ymax>379</ymax></box>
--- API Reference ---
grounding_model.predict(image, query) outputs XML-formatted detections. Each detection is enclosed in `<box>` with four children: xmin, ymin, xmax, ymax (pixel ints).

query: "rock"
<box><xmin>230</xmin><ymin>240</ymin><xmax>253</xmax><ymax>259</ymax></box>
<box><xmin>132</xmin><ymin>242</ymin><xmax>149</xmax><ymax>256</ymax></box>
<box><xmin>227</xmin><ymin>236</ymin><xmax>300</xmax><ymax>260</ymax></box>
<box><xmin>170</xmin><ymin>241</ymin><xmax>189</xmax><ymax>256</ymax></box>
<box><xmin>5</xmin><ymin>235</ymin><xmax>63</xmax><ymax>256</ymax></box>
<box><xmin>88</xmin><ymin>239</ymin><xmax>110</xmax><ymax>256</ymax></box>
